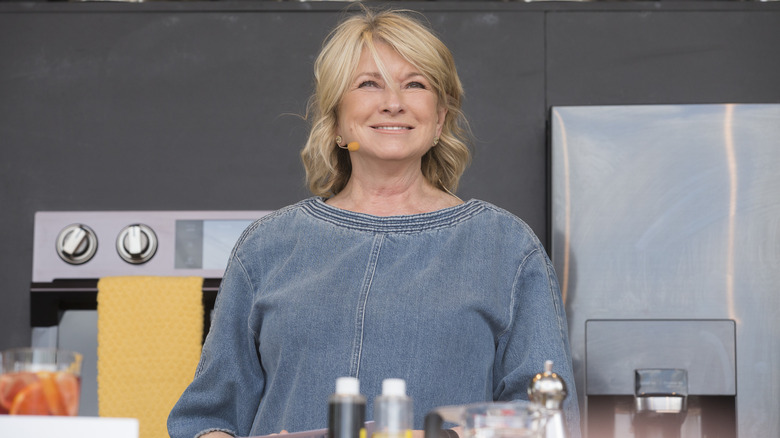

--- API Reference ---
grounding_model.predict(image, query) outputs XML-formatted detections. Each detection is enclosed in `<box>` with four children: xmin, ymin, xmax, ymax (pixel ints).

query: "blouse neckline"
<box><xmin>299</xmin><ymin>196</ymin><xmax>486</xmax><ymax>233</ymax></box>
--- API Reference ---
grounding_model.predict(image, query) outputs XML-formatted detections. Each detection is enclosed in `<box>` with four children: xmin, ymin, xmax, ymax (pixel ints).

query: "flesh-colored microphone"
<box><xmin>347</xmin><ymin>142</ymin><xmax>360</xmax><ymax>152</ymax></box>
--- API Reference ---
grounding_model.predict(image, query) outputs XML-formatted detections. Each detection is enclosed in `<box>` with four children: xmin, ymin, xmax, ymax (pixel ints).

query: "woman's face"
<box><xmin>336</xmin><ymin>41</ymin><xmax>447</xmax><ymax>167</ymax></box>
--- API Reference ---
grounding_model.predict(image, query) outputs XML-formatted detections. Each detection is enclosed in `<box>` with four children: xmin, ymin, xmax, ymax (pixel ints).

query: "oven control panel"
<box><xmin>33</xmin><ymin>210</ymin><xmax>272</xmax><ymax>283</ymax></box>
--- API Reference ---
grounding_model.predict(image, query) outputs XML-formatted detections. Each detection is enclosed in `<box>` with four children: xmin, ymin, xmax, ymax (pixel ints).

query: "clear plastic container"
<box><xmin>372</xmin><ymin>378</ymin><xmax>413</xmax><ymax>438</ymax></box>
<box><xmin>434</xmin><ymin>401</ymin><xmax>550</xmax><ymax>438</ymax></box>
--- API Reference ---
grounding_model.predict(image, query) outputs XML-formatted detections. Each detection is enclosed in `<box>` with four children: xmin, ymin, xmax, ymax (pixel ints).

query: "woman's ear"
<box><xmin>436</xmin><ymin>106</ymin><xmax>448</xmax><ymax>137</ymax></box>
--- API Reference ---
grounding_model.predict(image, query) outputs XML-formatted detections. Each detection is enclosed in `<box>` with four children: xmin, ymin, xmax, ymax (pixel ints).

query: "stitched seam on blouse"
<box><xmin>543</xmin><ymin>254</ymin><xmax>568</xmax><ymax>347</ymax></box>
<box><xmin>301</xmin><ymin>197</ymin><xmax>487</xmax><ymax>233</ymax></box>
<box><xmin>350</xmin><ymin>233</ymin><xmax>384</xmax><ymax>378</ymax></box>
<box><xmin>501</xmin><ymin>247</ymin><xmax>540</xmax><ymax>340</ymax></box>
<box><xmin>234</xmin><ymin>255</ymin><xmax>261</xmax><ymax>341</ymax></box>
<box><xmin>490</xmin><ymin>248</ymin><xmax>537</xmax><ymax>400</ymax></box>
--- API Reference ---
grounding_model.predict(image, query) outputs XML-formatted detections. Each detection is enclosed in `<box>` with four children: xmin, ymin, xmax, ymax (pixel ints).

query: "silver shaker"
<box><xmin>528</xmin><ymin>360</ymin><xmax>567</xmax><ymax>438</ymax></box>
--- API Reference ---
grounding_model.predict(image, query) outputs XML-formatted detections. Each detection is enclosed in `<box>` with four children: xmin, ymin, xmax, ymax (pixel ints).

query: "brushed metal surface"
<box><xmin>551</xmin><ymin>104</ymin><xmax>780</xmax><ymax>437</ymax></box>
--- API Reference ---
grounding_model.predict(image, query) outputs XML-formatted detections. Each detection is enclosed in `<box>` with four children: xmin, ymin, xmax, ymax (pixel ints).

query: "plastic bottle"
<box><xmin>328</xmin><ymin>377</ymin><xmax>367</xmax><ymax>438</ymax></box>
<box><xmin>372</xmin><ymin>378</ymin><xmax>413</xmax><ymax>438</ymax></box>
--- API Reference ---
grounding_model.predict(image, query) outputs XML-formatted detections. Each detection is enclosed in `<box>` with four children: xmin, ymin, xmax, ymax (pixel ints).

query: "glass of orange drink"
<box><xmin>0</xmin><ymin>348</ymin><xmax>82</xmax><ymax>416</ymax></box>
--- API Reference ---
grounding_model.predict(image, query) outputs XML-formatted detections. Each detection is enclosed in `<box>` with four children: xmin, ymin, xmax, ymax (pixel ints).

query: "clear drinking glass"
<box><xmin>0</xmin><ymin>348</ymin><xmax>82</xmax><ymax>416</ymax></box>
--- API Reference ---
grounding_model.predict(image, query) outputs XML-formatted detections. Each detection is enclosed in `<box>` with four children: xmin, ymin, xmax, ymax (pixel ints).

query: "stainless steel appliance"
<box><xmin>550</xmin><ymin>104</ymin><xmax>780</xmax><ymax>437</ymax></box>
<box><xmin>31</xmin><ymin>210</ymin><xmax>271</xmax><ymax>416</ymax></box>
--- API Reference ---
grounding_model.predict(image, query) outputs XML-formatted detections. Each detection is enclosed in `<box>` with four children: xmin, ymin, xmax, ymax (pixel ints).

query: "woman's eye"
<box><xmin>406</xmin><ymin>81</ymin><xmax>427</xmax><ymax>89</ymax></box>
<box><xmin>358</xmin><ymin>80</ymin><xmax>379</xmax><ymax>88</ymax></box>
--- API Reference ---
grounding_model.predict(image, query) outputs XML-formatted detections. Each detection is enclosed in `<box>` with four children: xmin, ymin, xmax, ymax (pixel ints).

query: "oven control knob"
<box><xmin>116</xmin><ymin>224</ymin><xmax>157</xmax><ymax>264</ymax></box>
<box><xmin>56</xmin><ymin>224</ymin><xmax>98</xmax><ymax>265</ymax></box>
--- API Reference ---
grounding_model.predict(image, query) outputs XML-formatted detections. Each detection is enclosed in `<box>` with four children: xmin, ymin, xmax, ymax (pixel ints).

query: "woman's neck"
<box><xmin>325</xmin><ymin>170</ymin><xmax>461</xmax><ymax>216</ymax></box>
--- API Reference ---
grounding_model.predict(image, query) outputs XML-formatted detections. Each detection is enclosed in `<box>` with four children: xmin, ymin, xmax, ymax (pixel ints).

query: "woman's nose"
<box><xmin>382</xmin><ymin>90</ymin><xmax>404</xmax><ymax>114</ymax></box>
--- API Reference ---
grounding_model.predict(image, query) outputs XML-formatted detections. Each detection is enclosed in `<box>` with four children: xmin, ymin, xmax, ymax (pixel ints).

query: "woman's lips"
<box><xmin>371</xmin><ymin>125</ymin><xmax>413</xmax><ymax>131</ymax></box>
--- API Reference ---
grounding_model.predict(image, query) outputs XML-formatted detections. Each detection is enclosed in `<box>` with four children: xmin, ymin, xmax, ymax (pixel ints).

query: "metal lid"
<box><xmin>528</xmin><ymin>360</ymin><xmax>567</xmax><ymax>410</ymax></box>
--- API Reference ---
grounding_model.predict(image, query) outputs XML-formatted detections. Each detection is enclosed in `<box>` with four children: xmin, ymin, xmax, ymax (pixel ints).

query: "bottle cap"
<box><xmin>382</xmin><ymin>378</ymin><xmax>406</xmax><ymax>396</ymax></box>
<box><xmin>335</xmin><ymin>377</ymin><xmax>360</xmax><ymax>395</ymax></box>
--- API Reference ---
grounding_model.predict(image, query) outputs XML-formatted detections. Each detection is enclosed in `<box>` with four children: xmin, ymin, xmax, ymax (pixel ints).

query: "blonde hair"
<box><xmin>301</xmin><ymin>8</ymin><xmax>471</xmax><ymax>197</ymax></box>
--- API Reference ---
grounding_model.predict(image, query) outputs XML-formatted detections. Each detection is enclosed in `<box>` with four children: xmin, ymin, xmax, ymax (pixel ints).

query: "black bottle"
<box><xmin>328</xmin><ymin>377</ymin><xmax>367</xmax><ymax>438</ymax></box>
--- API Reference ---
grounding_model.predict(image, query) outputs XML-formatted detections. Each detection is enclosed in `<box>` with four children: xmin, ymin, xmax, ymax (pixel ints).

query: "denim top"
<box><xmin>168</xmin><ymin>197</ymin><xmax>580</xmax><ymax>438</ymax></box>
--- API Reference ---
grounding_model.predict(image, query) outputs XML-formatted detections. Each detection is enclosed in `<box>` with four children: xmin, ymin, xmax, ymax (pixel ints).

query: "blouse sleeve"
<box><xmin>168</xmin><ymin>251</ymin><xmax>265</xmax><ymax>438</ymax></box>
<box><xmin>492</xmin><ymin>246</ymin><xmax>581</xmax><ymax>438</ymax></box>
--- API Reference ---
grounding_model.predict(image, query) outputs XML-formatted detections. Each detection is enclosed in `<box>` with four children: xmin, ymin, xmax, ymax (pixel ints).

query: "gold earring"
<box><xmin>433</xmin><ymin>137</ymin><xmax>440</xmax><ymax>146</ymax></box>
<box><xmin>335</xmin><ymin>135</ymin><xmax>343</xmax><ymax>146</ymax></box>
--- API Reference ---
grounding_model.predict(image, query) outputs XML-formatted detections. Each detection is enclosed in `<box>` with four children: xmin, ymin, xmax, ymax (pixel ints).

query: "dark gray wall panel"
<box><xmin>546</xmin><ymin>10</ymin><xmax>780</xmax><ymax>106</ymax></box>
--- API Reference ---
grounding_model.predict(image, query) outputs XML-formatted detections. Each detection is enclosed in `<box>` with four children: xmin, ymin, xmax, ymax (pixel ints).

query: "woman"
<box><xmin>168</xmin><ymin>8</ymin><xmax>580</xmax><ymax>438</ymax></box>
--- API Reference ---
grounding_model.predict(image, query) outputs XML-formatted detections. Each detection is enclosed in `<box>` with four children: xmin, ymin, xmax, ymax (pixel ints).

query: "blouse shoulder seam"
<box><xmin>499</xmin><ymin>246</ymin><xmax>543</xmax><ymax>340</ymax></box>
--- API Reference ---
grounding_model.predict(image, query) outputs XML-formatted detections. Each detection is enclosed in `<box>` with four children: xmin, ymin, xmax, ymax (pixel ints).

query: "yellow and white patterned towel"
<box><xmin>97</xmin><ymin>276</ymin><xmax>203</xmax><ymax>438</ymax></box>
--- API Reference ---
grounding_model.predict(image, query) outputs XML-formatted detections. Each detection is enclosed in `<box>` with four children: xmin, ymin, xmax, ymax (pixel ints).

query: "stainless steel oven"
<box><xmin>30</xmin><ymin>210</ymin><xmax>271</xmax><ymax>416</ymax></box>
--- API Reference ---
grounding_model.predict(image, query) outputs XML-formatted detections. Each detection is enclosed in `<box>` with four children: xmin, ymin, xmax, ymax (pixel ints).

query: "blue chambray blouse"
<box><xmin>168</xmin><ymin>197</ymin><xmax>580</xmax><ymax>438</ymax></box>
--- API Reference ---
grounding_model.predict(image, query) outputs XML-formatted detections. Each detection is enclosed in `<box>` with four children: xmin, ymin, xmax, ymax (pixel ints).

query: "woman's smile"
<box><xmin>371</xmin><ymin>124</ymin><xmax>413</xmax><ymax>131</ymax></box>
